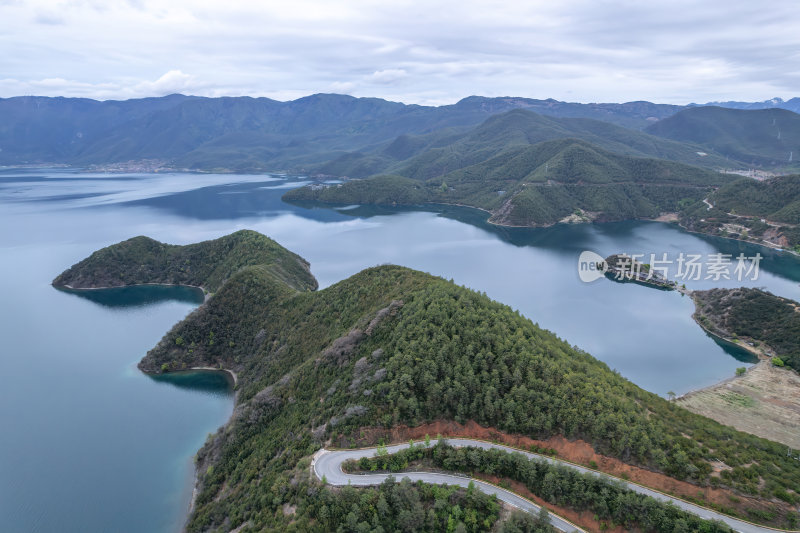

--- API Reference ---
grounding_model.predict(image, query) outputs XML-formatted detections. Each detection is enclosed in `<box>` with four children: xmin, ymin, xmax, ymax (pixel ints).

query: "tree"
<box><xmin>537</xmin><ymin>506</ymin><xmax>550</xmax><ymax>526</ymax></box>
<box><xmin>667</xmin><ymin>391</ymin><xmax>676</xmax><ymax>401</ymax></box>
<box><xmin>735</xmin><ymin>367</ymin><xmax>746</xmax><ymax>376</ymax></box>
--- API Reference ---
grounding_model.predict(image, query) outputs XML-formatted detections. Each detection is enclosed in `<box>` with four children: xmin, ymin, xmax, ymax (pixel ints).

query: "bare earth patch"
<box><xmin>677</xmin><ymin>361</ymin><xmax>800</xmax><ymax>449</ymax></box>
<box><xmin>350</xmin><ymin>419</ymin><xmax>787</xmax><ymax>521</ymax></box>
<box><xmin>652</xmin><ymin>212</ymin><xmax>679</xmax><ymax>222</ymax></box>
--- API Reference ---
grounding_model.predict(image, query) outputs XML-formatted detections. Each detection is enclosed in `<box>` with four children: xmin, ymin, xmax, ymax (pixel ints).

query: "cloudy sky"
<box><xmin>1</xmin><ymin>0</ymin><xmax>798</xmax><ymax>105</ymax></box>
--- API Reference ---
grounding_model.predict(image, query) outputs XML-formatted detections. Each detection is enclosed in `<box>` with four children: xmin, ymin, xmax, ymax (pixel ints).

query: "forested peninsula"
<box><xmin>59</xmin><ymin>232</ymin><xmax>800</xmax><ymax>531</ymax></box>
<box><xmin>52</xmin><ymin>230</ymin><xmax>317</xmax><ymax>293</ymax></box>
<box><xmin>692</xmin><ymin>287</ymin><xmax>800</xmax><ymax>371</ymax></box>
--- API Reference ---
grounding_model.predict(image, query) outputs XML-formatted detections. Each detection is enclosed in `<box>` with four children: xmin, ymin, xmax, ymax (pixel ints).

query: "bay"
<box><xmin>2</xmin><ymin>168</ymin><xmax>799</xmax><ymax>532</ymax></box>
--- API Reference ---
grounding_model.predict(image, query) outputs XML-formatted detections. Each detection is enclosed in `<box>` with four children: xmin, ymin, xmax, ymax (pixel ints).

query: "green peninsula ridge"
<box><xmin>58</xmin><ymin>231</ymin><xmax>800</xmax><ymax>531</ymax></box>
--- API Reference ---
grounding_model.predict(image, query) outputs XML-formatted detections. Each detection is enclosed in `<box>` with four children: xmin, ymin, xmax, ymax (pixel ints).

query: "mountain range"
<box><xmin>2</xmin><ymin>93</ymin><xmax>799</xmax><ymax>172</ymax></box>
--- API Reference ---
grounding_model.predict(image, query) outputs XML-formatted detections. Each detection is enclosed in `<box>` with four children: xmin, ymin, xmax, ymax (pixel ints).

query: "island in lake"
<box><xmin>603</xmin><ymin>253</ymin><xmax>678</xmax><ymax>290</ymax></box>
<box><xmin>53</xmin><ymin>230</ymin><xmax>800</xmax><ymax>532</ymax></box>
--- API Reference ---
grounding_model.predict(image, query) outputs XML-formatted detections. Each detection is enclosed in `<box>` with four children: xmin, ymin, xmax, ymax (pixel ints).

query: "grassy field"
<box><xmin>677</xmin><ymin>361</ymin><xmax>800</xmax><ymax>449</ymax></box>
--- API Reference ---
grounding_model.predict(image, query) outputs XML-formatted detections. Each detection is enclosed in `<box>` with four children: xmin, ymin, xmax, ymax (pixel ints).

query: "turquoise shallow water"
<box><xmin>1</xmin><ymin>168</ymin><xmax>799</xmax><ymax>532</ymax></box>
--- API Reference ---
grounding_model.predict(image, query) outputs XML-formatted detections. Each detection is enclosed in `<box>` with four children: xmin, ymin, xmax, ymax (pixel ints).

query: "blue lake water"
<box><xmin>1</xmin><ymin>167</ymin><xmax>799</xmax><ymax>532</ymax></box>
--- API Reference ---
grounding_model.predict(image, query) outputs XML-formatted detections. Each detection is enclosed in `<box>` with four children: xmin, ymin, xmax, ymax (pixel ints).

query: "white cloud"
<box><xmin>133</xmin><ymin>70</ymin><xmax>197</xmax><ymax>96</ymax></box>
<box><xmin>0</xmin><ymin>0</ymin><xmax>798</xmax><ymax>104</ymax></box>
<box><xmin>0</xmin><ymin>71</ymin><xmax>203</xmax><ymax>99</ymax></box>
<box><xmin>367</xmin><ymin>68</ymin><xmax>408</xmax><ymax>85</ymax></box>
<box><xmin>329</xmin><ymin>81</ymin><xmax>356</xmax><ymax>94</ymax></box>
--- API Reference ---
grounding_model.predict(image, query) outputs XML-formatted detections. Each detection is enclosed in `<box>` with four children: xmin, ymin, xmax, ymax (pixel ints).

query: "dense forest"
<box><xmin>52</xmin><ymin>230</ymin><xmax>317</xmax><ymax>293</ymax></box>
<box><xmin>315</xmin><ymin>109</ymin><xmax>731</xmax><ymax>181</ymax></box>
<box><xmin>286</xmin><ymin>138</ymin><xmax>731</xmax><ymax>226</ymax></box>
<box><xmin>645</xmin><ymin>107</ymin><xmax>800</xmax><ymax>169</ymax></box>
<box><xmin>305</xmin><ymin>477</ymin><xmax>528</xmax><ymax>533</ymax></box>
<box><xmin>679</xmin><ymin>175</ymin><xmax>800</xmax><ymax>250</ymax></box>
<box><xmin>693</xmin><ymin>288</ymin><xmax>800</xmax><ymax>370</ymax></box>
<box><xmin>62</xmin><ymin>232</ymin><xmax>800</xmax><ymax>530</ymax></box>
<box><xmin>347</xmin><ymin>442</ymin><xmax>739</xmax><ymax>532</ymax></box>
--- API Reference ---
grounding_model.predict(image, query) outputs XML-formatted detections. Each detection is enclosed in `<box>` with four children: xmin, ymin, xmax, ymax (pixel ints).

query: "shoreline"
<box><xmin>675</xmin><ymin>360</ymin><xmax>800</xmax><ymax>449</ymax></box>
<box><xmin>180</xmin><ymin>365</ymin><xmax>238</xmax><ymax>531</ymax></box>
<box><xmin>675</xmin><ymin>221</ymin><xmax>800</xmax><ymax>257</ymax></box>
<box><xmin>185</xmin><ymin>366</ymin><xmax>239</xmax><ymax>387</ymax></box>
<box><xmin>673</xmin><ymin>292</ymin><xmax>770</xmax><ymax>402</ymax></box>
<box><xmin>675</xmin><ymin>359</ymin><xmax>767</xmax><ymax>402</ymax></box>
<box><xmin>296</xmin><ymin>197</ymin><xmax>800</xmax><ymax>257</ymax></box>
<box><xmin>146</xmin><ymin>364</ymin><xmax>238</xmax><ymax>530</ymax></box>
<box><xmin>56</xmin><ymin>282</ymin><xmax>210</xmax><ymax>302</ymax></box>
<box><xmin>688</xmin><ymin>293</ymin><xmax>769</xmax><ymax>361</ymax></box>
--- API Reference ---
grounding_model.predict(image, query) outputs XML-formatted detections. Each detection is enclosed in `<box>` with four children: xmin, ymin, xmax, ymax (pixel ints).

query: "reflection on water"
<box><xmin>149</xmin><ymin>370</ymin><xmax>234</xmax><ymax>398</ymax></box>
<box><xmin>56</xmin><ymin>285</ymin><xmax>205</xmax><ymax>308</ymax></box>
<box><xmin>2</xmin><ymin>167</ymin><xmax>800</xmax><ymax>533</ymax></box>
<box><xmin>706</xmin><ymin>333</ymin><xmax>760</xmax><ymax>364</ymax></box>
<box><xmin>125</xmin><ymin>180</ymin><xmax>350</xmax><ymax>222</ymax></box>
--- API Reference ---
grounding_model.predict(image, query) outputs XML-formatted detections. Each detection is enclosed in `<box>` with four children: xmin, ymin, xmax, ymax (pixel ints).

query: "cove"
<box><xmin>2</xmin><ymin>168</ymin><xmax>800</xmax><ymax>532</ymax></box>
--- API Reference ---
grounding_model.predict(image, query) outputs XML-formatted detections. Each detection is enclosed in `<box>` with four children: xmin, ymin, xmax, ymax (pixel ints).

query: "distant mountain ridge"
<box><xmin>2</xmin><ymin>92</ymin><xmax>797</xmax><ymax>171</ymax></box>
<box><xmin>645</xmin><ymin>106</ymin><xmax>800</xmax><ymax>167</ymax></box>
<box><xmin>286</xmin><ymin>137</ymin><xmax>731</xmax><ymax>226</ymax></box>
<box><xmin>318</xmin><ymin>108</ymin><xmax>731</xmax><ymax>180</ymax></box>
<box><xmin>691</xmin><ymin>97</ymin><xmax>800</xmax><ymax>114</ymax></box>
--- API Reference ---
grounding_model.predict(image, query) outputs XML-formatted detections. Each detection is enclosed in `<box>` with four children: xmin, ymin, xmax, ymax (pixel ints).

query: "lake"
<box><xmin>2</xmin><ymin>168</ymin><xmax>799</xmax><ymax>532</ymax></box>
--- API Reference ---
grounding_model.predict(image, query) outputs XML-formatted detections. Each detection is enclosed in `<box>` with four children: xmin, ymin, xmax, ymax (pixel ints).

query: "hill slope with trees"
<box><xmin>286</xmin><ymin>138</ymin><xmax>733</xmax><ymax>226</ymax></box>
<box><xmin>52</xmin><ymin>229</ymin><xmax>317</xmax><ymax>293</ymax></box>
<box><xmin>316</xmin><ymin>108</ymin><xmax>732</xmax><ymax>180</ymax></box>
<box><xmin>0</xmin><ymin>94</ymin><xmax>734</xmax><ymax>171</ymax></box>
<box><xmin>646</xmin><ymin>107</ymin><xmax>800</xmax><ymax>169</ymax></box>
<box><xmin>53</xmin><ymin>231</ymin><xmax>796</xmax><ymax>531</ymax></box>
<box><xmin>679</xmin><ymin>175</ymin><xmax>800</xmax><ymax>250</ymax></box>
<box><xmin>692</xmin><ymin>288</ymin><xmax>800</xmax><ymax>371</ymax></box>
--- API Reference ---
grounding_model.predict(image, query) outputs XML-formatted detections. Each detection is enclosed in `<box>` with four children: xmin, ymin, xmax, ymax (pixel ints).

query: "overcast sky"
<box><xmin>1</xmin><ymin>0</ymin><xmax>798</xmax><ymax>105</ymax></box>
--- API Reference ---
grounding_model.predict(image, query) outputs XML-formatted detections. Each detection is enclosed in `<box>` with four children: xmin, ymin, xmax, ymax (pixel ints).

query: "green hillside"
<box><xmin>319</xmin><ymin>109</ymin><xmax>732</xmax><ymax>180</ymax></box>
<box><xmin>287</xmin><ymin>138</ymin><xmax>732</xmax><ymax>226</ymax></box>
<box><xmin>646</xmin><ymin>107</ymin><xmax>800</xmax><ymax>168</ymax></box>
<box><xmin>708</xmin><ymin>175</ymin><xmax>800</xmax><ymax>224</ymax></box>
<box><xmin>679</xmin><ymin>175</ymin><xmax>800</xmax><ymax>250</ymax></box>
<box><xmin>80</xmin><ymin>233</ymin><xmax>798</xmax><ymax>530</ymax></box>
<box><xmin>52</xmin><ymin>229</ymin><xmax>317</xmax><ymax>293</ymax></box>
<box><xmin>0</xmin><ymin>94</ymin><xmax>688</xmax><ymax>168</ymax></box>
<box><xmin>693</xmin><ymin>288</ymin><xmax>800</xmax><ymax>371</ymax></box>
<box><xmin>0</xmin><ymin>94</ymin><xmax>198</xmax><ymax>164</ymax></box>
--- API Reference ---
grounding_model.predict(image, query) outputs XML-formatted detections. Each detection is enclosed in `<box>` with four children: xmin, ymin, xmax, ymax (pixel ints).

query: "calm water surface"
<box><xmin>2</xmin><ymin>168</ymin><xmax>800</xmax><ymax>532</ymax></box>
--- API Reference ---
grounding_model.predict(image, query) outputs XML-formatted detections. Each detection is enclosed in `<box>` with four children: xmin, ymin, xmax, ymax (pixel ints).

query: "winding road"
<box><xmin>312</xmin><ymin>438</ymin><xmax>794</xmax><ymax>533</ymax></box>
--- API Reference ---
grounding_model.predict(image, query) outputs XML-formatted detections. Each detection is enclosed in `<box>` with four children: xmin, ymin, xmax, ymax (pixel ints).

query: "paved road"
<box><xmin>312</xmin><ymin>438</ymin><xmax>793</xmax><ymax>533</ymax></box>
